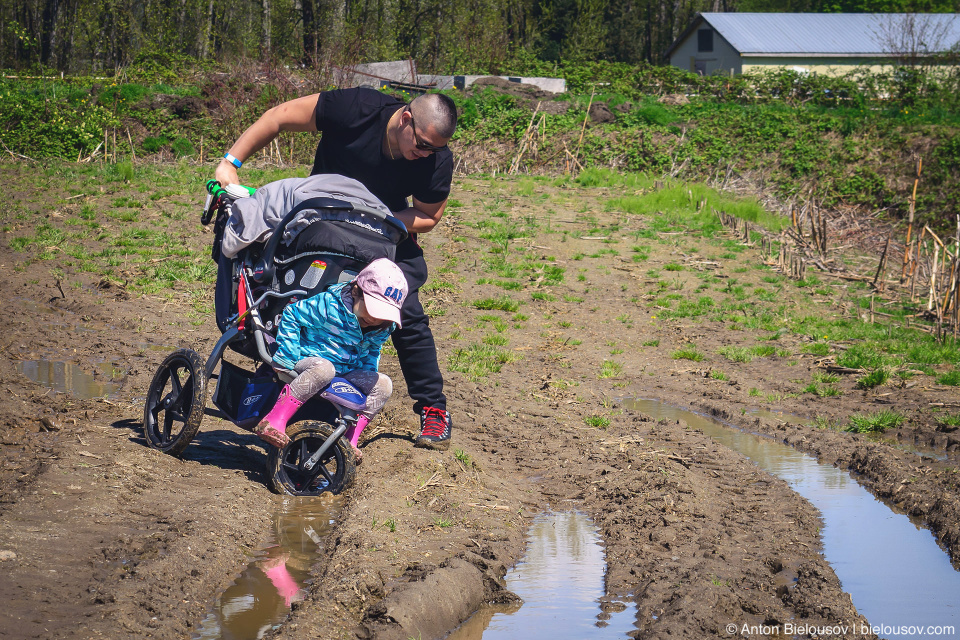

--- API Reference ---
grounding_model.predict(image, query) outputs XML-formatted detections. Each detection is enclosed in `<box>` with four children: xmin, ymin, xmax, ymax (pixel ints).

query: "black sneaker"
<box><xmin>416</xmin><ymin>407</ymin><xmax>452</xmax><ymax>450</ymax></box>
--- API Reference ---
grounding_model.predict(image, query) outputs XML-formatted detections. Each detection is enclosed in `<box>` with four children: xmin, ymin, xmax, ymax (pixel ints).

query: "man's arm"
<box><xmin>394</xmin><ymin>197</ymin><xmax>447</xmax><ymax>234</ymax></box>
<box><xmin>215</xmin><ymin>93</ymin><xmax>321</xmax><ymax>186</ymax></box>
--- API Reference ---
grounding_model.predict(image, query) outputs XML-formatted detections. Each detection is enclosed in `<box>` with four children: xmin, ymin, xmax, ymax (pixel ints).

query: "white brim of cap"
<box><xmin>362</xmin><ymin>292</ymin><xmax>402</xmax><ymax>327</ymax></box>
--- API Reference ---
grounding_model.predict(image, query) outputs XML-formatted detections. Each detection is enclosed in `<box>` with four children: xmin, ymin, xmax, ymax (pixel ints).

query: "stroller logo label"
<box><xmin>284</xmin><ymin>270</ymin><xmax>295</xmax><ymax>285</ymax></box>
<box><xmin>243</xmin><ymin>394</ymin><xmax>263</xmax><ymax>406</ymax></box>
<box><xmin>300</xmin><ymin>260</ymin><xmax>327</xmax><ymax>289</ymax></box>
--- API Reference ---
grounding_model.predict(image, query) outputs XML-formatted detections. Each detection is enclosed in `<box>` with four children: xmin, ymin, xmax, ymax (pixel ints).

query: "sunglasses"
<box><xmin>407</xmin><ymin>109</ymin><xmax>447</xmax><ymax>152</ymax></box>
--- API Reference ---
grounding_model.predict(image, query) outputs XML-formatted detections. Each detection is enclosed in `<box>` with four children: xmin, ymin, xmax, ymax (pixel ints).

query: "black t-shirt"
<box><xmin>311</xmin><ymin>88</ymin><xmax>454</xmax><ymax>214</ymax></box>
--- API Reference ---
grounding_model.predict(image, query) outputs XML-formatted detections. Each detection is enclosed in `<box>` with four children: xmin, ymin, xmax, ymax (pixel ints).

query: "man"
<box><xmin>215</xmin><ymin>88</ymin><xmax>456</xmax><ymax>450</ymax></box>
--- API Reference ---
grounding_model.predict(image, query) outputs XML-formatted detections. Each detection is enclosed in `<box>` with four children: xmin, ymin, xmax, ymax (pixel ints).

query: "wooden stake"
<box><xmin>573</xmin><ymin>89</ymin><xmax>595</xmax><ymax>173</ymax></box>
<box><xmin>873</xmin><ymin>233</ymin><xmax>892</xmax><ymax>291</ymax></box>
<box><xmin>901</xmin><ymin>157</ymin><xmax>922</xmax><ymax>282</ymax></box>
<box><xmin>510</xmin><ymin>102</ymin><xmax>541</xmax><ymax>174</ymax></box>
<box><xmin>929</xmin><ymin>241</ymin><xmax>940</xmax><ymax>312</ymax></box>
<box><xmin>126</xmin><ymin>128</ymin><xmax>136</xmax><ymax>163</ymax></box>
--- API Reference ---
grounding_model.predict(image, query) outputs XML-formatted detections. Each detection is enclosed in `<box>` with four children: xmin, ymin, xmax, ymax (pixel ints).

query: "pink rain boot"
<box><xmin>342</xmin><ymin>415</ymin><xmax>370</xmax><ymax>464</ymax></box>
<box><xmin>255</xmin><ymin>385</ymin><xmax>302</xmax><ymax>448</ymax></box>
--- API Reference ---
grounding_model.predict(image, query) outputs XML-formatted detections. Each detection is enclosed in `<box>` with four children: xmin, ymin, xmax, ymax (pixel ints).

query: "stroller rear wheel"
<box><xmin>268</xmin><ymin>422</ymin><xmax>356</xmax><ymax>496</ymax></box>
<box><xmin>143</xmin><ymin>348</ymin><xmax>207</xmax><ymax>456</ymax></box>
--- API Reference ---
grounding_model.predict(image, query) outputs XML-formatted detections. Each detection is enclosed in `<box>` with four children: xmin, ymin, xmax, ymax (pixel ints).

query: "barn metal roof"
<box><xmin>668</xmin><ymin>13</ymin><xmax>960</xmax><ymax>58</ymax></box>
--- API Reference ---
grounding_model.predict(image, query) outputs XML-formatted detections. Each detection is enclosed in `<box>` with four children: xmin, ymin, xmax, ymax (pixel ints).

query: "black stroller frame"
<box><xmin>143</xmin><ymin>185</ymin><xmax>408</xmax><ymax>496</ymax></box>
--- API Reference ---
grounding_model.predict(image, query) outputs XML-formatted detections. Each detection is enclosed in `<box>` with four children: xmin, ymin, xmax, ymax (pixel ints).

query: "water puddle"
<box><xmin>193</xmin><ymin>495</ymin><xmax>340</xmax><ymax>640</ymax></box>
<box><xmin>16</xmin><ymin>359</ymin><xmax>121</xmax><ymax>399</ymax></box>
<box><xmin>447</xmin><ymin>511</ymin><xmax>637</xmax><ymax>639</ymax></box>
<box><xmin>625</xmin><ymin>399</ymin><xmax>960</xmax><ymax>639</ymax></box>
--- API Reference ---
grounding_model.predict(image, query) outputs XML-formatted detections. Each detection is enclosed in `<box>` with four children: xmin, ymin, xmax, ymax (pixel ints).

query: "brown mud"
<box><xmin>1</xmin><ymin>163</ymin><xmax>958</xmax><ymax>639</ymax></box>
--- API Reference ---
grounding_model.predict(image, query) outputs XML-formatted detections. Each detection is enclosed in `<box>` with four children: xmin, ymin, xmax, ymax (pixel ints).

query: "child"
<box><xmin>255</xmin><ymin>257</ymin><xmax>408</xmax><ymax>462</ymax></box>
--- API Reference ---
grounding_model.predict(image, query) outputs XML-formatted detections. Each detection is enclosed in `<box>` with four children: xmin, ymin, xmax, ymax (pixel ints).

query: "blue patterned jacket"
<box><xmin>272</xmin><ymin>282</ymin><xmax>394</xmax><ymax>374</ymax></box>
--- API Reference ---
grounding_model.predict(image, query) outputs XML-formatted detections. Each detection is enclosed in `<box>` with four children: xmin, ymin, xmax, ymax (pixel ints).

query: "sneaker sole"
<box><xmin>414</xmin><ymin>437</ymin><xmax>451</xmax><ymax>451</ymax></box>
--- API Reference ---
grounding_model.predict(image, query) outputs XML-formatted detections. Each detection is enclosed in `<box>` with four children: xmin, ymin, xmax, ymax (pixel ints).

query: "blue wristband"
<box><xmin>223</xmin><ymin>153</ymin><xmax>242</xmax><ymax>169</ymax></box>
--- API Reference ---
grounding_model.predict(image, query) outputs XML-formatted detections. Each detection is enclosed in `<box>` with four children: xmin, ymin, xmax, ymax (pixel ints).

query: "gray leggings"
<box><xmin>278</xmin><ymin>357</ymin><xmax>392</xmax><ymax>418</ymax></box>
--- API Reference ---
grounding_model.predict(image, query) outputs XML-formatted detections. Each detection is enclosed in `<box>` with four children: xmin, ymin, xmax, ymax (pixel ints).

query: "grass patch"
<box><xmin>936</xmin><ymin>369</ymin><xmax>960</xmax><ymax>386</ymax></box>
<box><xmin>448</xmin><ymin>343</ymin><xmax>521</xmax><ymax>380</ymax></box>
<box><xmin>672</xmin><ymin>346</ymin><xmax>704</xmax><ymax>362</ymax></box>
<box><xmin>585</xmin><ymin>415</ymin><xmax>611</xmax><ymax>428</ymax></box>
<box><xmin>472</xmin><ymin>296</ymin><xmax>520</xmax><ymax>312</ymax></box>
<box><xmin>857</xmin><ymin>368</ymin><xmax>890</xmax><ymax>390</ymax></box>
<box><xmin>845</xmin><ymin>410</ymin><xmax>905</xmax><ymax>433</ymax></box>
<box><xmin>599</xmin><ymin>360</ymin><xmax>623</xmax><ymax>379</ymax></box>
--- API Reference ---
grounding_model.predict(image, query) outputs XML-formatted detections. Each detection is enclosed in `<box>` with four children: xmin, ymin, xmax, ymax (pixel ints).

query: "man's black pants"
<box><xmin>393</xmin><ymin>237</ymin><xmax>446</xmax><ymax>414</ymax></box>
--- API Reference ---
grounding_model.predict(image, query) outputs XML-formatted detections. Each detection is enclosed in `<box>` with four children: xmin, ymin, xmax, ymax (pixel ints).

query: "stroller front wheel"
<box><xmin>143</xmin><ymin>348</ymin><xmax>207</xmax><ymax>456</ymax></box>
<box><xmin>267</xmin><ymin>421</ymin><xmax>356</xmax><ymax>496</ymax></box>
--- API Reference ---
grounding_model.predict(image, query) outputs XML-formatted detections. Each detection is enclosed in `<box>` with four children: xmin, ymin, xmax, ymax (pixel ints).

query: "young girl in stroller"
<box><xmin>256</xmin><ymin>257</ymin><xmax>408</xmax><ymax>463</ymax></box>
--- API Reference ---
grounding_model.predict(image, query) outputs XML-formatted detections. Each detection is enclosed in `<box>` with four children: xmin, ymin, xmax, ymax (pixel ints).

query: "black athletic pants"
<box><xmin>393</xmin><ymin>236</ymin><xmax>446</xmax><ymax>414</ymax></box>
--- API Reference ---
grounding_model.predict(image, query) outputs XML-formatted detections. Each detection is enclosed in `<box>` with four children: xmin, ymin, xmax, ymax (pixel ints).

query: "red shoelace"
<box><xmin>420</xmin><ymin>408</ymin><xmax>449</xmax><ymax>437</ymax></box>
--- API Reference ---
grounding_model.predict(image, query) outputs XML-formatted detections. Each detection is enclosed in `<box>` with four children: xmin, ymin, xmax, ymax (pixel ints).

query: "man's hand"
<box><xmin>214</xmin><ymin>159</ymin><xmax>240</xmax><ymax>187</ymax></box>
<box><xmin>395</xmin><ymin>198</ymin><xmax>447</xmax><ymax>234</ymax></box>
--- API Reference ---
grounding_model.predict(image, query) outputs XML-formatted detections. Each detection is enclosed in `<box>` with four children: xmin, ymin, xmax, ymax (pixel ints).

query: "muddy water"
<box><xmin>626</xmin><ymin>399</ymin><xmax>960</xmax><ymax>639</ymax></box>
<box><xmin>193</xmin><ymin>495</ymin><xmax>340</xmax><ymax>640</ymax></box>
<box><xmin>16</xmin><ymin>359</ymin><xmax>121</xmax><ymax>398</ymax></box>
<box><xmin>447</xmin><ymin>511</ymin><xmax>638</xmax><ymax>639</ymax></box>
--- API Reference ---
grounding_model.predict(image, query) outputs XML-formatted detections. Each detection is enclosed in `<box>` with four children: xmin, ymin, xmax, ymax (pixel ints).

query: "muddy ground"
<box><xmin>1</xmin><ymin>161</ymin><xmax>958</xmax><ymax>639</ymax></box>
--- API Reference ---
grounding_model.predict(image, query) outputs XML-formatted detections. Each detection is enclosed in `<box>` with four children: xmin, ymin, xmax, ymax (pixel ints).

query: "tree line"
<box><xmin>4</xmin><ymin>0</ymin><xmax>958</xmax><ymax>74</ymax></box>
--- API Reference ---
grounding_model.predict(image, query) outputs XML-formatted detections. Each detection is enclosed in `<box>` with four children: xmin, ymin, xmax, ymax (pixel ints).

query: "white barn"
<box><xmin>665</xmin><ymin>12</ymin><xmax>960</xmax><ymax>76</ymax></box>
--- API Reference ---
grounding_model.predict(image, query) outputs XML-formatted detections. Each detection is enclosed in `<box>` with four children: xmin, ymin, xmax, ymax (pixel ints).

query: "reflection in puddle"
<box><xmin>16</xmin><ymin>359</ymin><xmax>121</xmax><ymax>399</ymax></box>
<box><xmin>193</xmin><ymin>495</ymin><xmax>340</xmax><ymax>640</ymax></box>
<box><xmin>625</xmin><ymin>399</ymin><xmax>960</xmax><ymax>640</ymax></box>
<box><xmin>447</xmin><ymin>511</ymin><xmax>637</xmax><ymax>640</ymax></box>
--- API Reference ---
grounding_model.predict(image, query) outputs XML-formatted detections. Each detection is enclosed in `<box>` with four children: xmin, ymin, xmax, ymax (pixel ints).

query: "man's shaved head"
<box><xmin>409</xmin><ymin>93</ymin><xmax>458</xmax><ymax>140</ymax></box>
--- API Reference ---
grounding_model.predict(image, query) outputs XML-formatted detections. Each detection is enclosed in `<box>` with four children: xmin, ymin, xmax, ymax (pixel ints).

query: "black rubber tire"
<box><xmin>143</xmin><ymin>348</ymin><xmax>207</xmax><ymax>456</ymax></box>
<box><xmin>267</xmin><ymin>421</ymin><xmax>356</xmax><ymax>496</ymax></box>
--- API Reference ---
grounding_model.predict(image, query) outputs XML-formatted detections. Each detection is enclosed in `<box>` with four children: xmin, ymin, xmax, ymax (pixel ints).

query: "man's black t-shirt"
<box><xmin>311</xmin><ymin>88</ymin><xmax>454</xmax><ymax>214</ymax></box>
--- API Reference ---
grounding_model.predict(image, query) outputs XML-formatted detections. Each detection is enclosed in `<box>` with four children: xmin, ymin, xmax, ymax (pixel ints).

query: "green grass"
<box><xmin>599</xmin><ymin>360</ymin><xmax>623</xmax><ymax>379</ymax></box>
<box><xmin>801</xmin><ymin>341</ymin><xmax>831</xmax><ymax>356</ymax></box>
<box><xmin>936</xmin><ymin>369</ymin><xmax>960</xmax><ymax>386</ymax></box>
<box><xmin>448</xmin><ymin>343</ymin><xmax>521</xmax><ymax>381</ymax></box>
<box><xmin>606</xmin><ymin>180</ymin><xmax>785</xmax><ymax>237</ymax></box>
<box><xmin>935</xmin><ymin>413</ymin><xmax>960</xmax><ymax>429</ymax></box>
<box><xmin>845</xmin><ymin>410</ymin><xmax>905</xmax><ymax>433</ymax></box>
<box><xmin>672</xmin><ymin>346</ymin><xmax>704</xmax><ymax>362</ymax></box>
<box><xmin>472</xmin><ymin>296</ymin><xmax>520</xmax><ymax>312</ymax></box>
<box><xmin>857</xmin><ymin>368</ymin><xmax>890</xmax><ymax>390</ymax></box>
<box><xmin>802</xmin><ymin>370</ymin><xmax>843</xmax><ymax>397</ymax></box>
<box><xmin>585</xmin><ymin>415</ymin><xmax>611</xmax><ymax>428</ymax></box>
<box><xmin>716</xmin><ymin>344</ymin><xmax>781</xmax><ymax>363</ymax></box>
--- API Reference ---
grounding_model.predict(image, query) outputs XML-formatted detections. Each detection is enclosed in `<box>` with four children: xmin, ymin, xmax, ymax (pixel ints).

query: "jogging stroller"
<box><xmin>142</xmin><ymin>176</ymin><xmax>408</xmax><ymax>496</ymax></box>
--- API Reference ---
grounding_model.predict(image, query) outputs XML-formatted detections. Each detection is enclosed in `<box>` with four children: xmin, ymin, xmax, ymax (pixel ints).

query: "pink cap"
<box><xmin>355</xmin><ymin>258</ymin><xmax>408</xmax><ymax>327</ymax></box>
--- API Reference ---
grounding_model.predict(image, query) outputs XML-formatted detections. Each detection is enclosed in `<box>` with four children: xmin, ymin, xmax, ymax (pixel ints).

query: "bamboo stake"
<box><xmin>901</xmin><ymin>157</ymin><xmax>922</xmax><ymax>282</ymax></box>
<box><xmin>126</xmin><ymin>128</ymin><xmax>136</xmax><ymax>163</ymax></box>
<box><xmin>910</xmin><ymin>227</ymin><xmax>927</xmax><ymax>302</ymax></box>
<box><xmin>929</xmin><ymin>242</ymin><xmax>940</xmax><ymax>312</ymax></box>
<box><xmin>820</xmin><ymin>215</ymin><xmax>827</xmax><ymax>252</ymax></box>
<box><xmin>873</xmin><ymin>233</ymin><xmax>892</xmax><ymax>291</ymax></box>
<box><xmin>573</xmin><ymin>89</ymin><xmax>595</xmax><ymax>174</ymax></box>
<box><xmin>510</xmin><ymin>102</ymin><xmax>542</xmax><ymax>174</ymax></box>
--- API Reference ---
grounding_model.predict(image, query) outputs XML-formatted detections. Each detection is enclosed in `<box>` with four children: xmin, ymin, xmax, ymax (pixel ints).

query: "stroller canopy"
<box><xmin>221</xmin><ymin>174</ymin><xmax>398</xmax><ymax>260</ymax></box>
